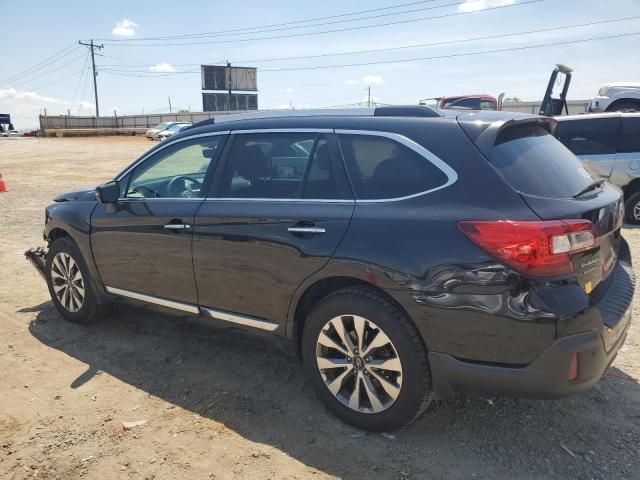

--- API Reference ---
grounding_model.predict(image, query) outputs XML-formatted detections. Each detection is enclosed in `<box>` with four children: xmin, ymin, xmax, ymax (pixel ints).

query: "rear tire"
<box><xmin>301</xmin><ymin>286</ymin><xmax>432</xmax><ymax>431</ymax></box>
<box><xmin>46</xmin><ymin>237</ymin><xmax>108</xmax><ymax>324</ymax></box>
<box><xmin>625</xmin><ymin>191</ymin><xmax>640</xmax><ymax>225</ymax></box>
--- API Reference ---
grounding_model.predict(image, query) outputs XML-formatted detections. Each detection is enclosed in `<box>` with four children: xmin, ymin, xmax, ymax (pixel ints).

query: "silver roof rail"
<box><xmin>212</xmin><ymin>108</ymin><xmax>375</xmax><ymax>124</ymax></box>
<box><xmin>209</xmin><ymin>105</ymin><xmax>440</xmax><ymax>124</ymax></box>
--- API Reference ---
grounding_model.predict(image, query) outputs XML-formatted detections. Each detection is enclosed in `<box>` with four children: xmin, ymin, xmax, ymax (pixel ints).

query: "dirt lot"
<box><xmin>0</xmin><ymin>137</ymin><xmax>639</xmax><ymax>480</ymax></box>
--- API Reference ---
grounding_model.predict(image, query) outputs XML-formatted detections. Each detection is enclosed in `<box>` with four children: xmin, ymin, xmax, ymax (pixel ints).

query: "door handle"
<box><xmin>287</xmin><ymin>226</ymin><xmax>326</xmax><ymax>234</ymax></box>
<box><xmin>164</xmin><ymin>223</ymin><xmax>191</xmax><ymax>231</ymax></box>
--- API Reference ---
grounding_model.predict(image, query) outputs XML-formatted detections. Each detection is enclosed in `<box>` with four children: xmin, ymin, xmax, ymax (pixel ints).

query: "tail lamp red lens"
<box><xmin>458</xmin><ymin>220</ymin><xmax>596</xmax><ymax>276</ymax></box>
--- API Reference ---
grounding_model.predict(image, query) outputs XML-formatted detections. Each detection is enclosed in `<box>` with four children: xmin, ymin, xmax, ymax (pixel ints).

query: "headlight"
<box><xmin>598</xmin><ymin>86</ymin><xmax>610</xmax><ymax>96</ymax></box>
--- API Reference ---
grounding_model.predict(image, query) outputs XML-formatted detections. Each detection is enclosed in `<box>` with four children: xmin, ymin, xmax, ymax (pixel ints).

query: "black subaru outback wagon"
<box><xmin>28</xmin><ymin>106</ymin><xmax>634</xmax><ymax>431</ymax></box>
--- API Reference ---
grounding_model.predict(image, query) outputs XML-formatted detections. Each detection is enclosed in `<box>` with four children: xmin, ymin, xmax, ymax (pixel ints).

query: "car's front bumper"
<box><xmin>25</xmin><ymin>247</ymin><xmax>47</xmax><ymax>280</ymax></box>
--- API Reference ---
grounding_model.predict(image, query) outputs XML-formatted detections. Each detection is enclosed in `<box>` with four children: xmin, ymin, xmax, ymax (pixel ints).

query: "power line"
<box><xmin>260</xmin><ymin>31</ymin><xmax>640</xmax><ymax>72</ymax></box>
<box><xmin>95</xmin><ymin>0</ymin><xmax>443</xmax><ymax>42</ymax></box>
<box><xmin>96</xmin><ymin>16</ymin><xmax>640</xmax><ymax>75</ymax></box>
<box><xmin>101</xmin><ymin>0</ymin><xmax>542</xmax><ymax>47</ymax></box>
<box><xmin>101</xmin><ymin>0</ymin><xmax>466</xmax><ymax>43</ymax></box>
<box><xmin>71</xmin><ymin>55</ymin><xmax>91</xmax><ymax>108</ymax></box>
<box><xmin>0</xmin><ymin>45</ymin><xmax>82</xmax><ymax>86</ymax></box>
<box><xmin>0</xmin><ymin>43</ymin><xmax>77</xmax><ymax>84</ymax></box>
<box><xmin>28</xmin><ymin>68</ymin><xmax>87</xmax><ymax>92</ymax></box>
<box><xmin>9</xmin><ymin>53</ymin><xmax>88</xmax><ymax>88</ymax></box>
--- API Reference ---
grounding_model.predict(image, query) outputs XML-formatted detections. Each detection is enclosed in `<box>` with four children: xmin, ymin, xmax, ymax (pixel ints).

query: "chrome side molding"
<box><xmin>200</xmin><ymin>307</ymin><xmax>279</xmax><ymax>331</ymax></box>
<box><xmin>104</xmin><ymin>285</ymin><xmax>278</xmax><ymax>331</ymax></box>
<box><xmin>105</xmin><ymin>286</ymin><xmax>200</xmax><ymax>314</ymax></box>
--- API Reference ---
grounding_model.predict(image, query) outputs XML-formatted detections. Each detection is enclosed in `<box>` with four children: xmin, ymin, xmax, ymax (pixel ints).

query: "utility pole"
<box><xmin>78</xmin><ymin>39</ymin><xmax>104</xmax><ymax>117</ymax></box>
<box><xmin>168</xmin><ymin>97</ymin><xmax>172</xmax><ymax>113</ymax></box>
<box><xmin>367</xmin><ymin>86</ymin><xmax>372</xmax><ymax>108</ymax></box>
<box><xmin>226</xmin><ymin>61</ymin><xmax>232</xmax><ymax>111</ymax></box>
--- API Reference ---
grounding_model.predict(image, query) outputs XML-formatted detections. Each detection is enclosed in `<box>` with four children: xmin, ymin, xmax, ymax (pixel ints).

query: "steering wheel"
<box><xmin>167</xmin><ymin>175</ymin><xmax>202</xmax><ymax>198</ymax></box>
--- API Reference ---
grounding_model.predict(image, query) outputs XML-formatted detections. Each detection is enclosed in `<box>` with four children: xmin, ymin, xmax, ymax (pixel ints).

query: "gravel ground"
<box><xmin>0</xmin><ymin>137</ymin><xmax>639</xmax><ymax>480</ymax></box>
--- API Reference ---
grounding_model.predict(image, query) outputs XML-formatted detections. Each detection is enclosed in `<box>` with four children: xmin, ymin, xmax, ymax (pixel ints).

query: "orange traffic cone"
<box><xmin>0</xmin><ymin>173</ymin><xmax>7</xmax><ymax>192</ymax></box>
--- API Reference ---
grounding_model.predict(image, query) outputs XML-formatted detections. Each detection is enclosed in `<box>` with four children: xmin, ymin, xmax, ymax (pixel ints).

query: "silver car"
<box><xmin>555</xmin><ymin>113</ymin><xmax>640</xmax><ymax>223</ymax></box>
<box><xmin>145</xmin><ymin>122</ymin><xmax>176</xmax><ymax>140</ymax></box>
<box><xmin>586</xmin><ymin>83</ymin><xmax>640</xmax><ymax>113</ymax></box>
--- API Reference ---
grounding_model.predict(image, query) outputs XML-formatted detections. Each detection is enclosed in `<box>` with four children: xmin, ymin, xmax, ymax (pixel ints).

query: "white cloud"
<box><xmin>344</xmin><ymin>75</ymin><xmax>384</xmax><ymax>85</ymax></box>
<box><xmin>458</xmin><ymin>0</ymin><xmax>515</xmax><ymax>12</ymax></box>
<box><xmin>149</xmin><ymin>63</ymin><xmax>176</xmax><ymax>73</ymax></box>
<box><xmin>362</xmin><ymin>75</ymin><xmax>384</xmax><ymax>85</ymax></box>
<box><xmin>112</xmin><ymin>18</ymin><xmax>138</xmax><ymax>37</ymax></box>
<box><xmin>0</xmin><ymin>87</ymin><xmax>94</xmax><ymax>128</ymax></box>
<box><xmin>284</xmin><ymin>88</ymin><xmax>294</xmax><ymax>93</ymax></box>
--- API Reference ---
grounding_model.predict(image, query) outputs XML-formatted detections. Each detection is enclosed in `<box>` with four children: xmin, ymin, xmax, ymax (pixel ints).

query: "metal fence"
<box><xmin>501</xmin><ymin>100</ymin><xmax>587</xmax><ymax>115</ymax></box>
<box><xmin>39</xmin><ymin>100</ymin><xmax>590</xmax><ymax>135</ymax></box>
<box><xmin>39</xmin><ymin>111</ymin><xmax>246</xmax><ymax>135</ymax></box>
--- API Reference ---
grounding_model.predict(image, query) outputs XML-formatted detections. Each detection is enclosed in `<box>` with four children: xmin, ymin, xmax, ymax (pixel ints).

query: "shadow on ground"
<box><xmin>28</xmin><ymin>302</ymin><xmax>640</xmax><ymax>479</ymax></box>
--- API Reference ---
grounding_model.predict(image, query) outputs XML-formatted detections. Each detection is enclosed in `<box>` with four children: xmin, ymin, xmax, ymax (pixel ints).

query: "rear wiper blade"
<box><xmin>574</xmin><ymin>179</ymin><xmax>605</xmax><ymax>198</ymax></box>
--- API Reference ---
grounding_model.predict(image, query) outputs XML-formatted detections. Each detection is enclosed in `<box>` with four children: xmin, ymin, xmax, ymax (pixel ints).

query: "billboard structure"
<box><xmin>201</xmin><ymin>65</ymin><xmax>258</xmax><ymax>112</ymax></box>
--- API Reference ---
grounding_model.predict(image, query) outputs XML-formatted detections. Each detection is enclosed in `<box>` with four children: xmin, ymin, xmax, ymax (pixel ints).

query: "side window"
<box><xmin>554</xmin><ymin>118</ymin><xmax>619</xmax><ymax>156</ymax></box>
<box><xmin>302</xmin><ymin>137</ymin><xmax>351</xmax><ymax>199</ymax></box>
<box><xmin>619</xmin><ymin>118</ymin><xmax>640</xmax><ymax>153</ymax></box>
<box><xmin>127</xmin><ymin>136</ymin><xmax>223</xmax><ymax>199</ymax></box>
<box><xmin>219</xmin><ymin>132</ymin><xmax>351</xmax><ymax>199</ymax></box>
<box><xmin>337</xmin><ymin>133</ymin><xmax>449</xmax><ymax>200</ymax></box>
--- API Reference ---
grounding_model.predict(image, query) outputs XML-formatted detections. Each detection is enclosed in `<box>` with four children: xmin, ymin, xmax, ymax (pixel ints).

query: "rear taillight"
<box><xmin>458</xmin><ymin>220</ymin><xmax>596</xmax><ymax>276</ymax></box>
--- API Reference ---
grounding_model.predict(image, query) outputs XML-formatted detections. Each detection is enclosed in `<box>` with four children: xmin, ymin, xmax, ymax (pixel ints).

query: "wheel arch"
<box><xmin>47</xmin><ymin>227</ymin><xmax>71</xmax><ymax>244</ymax></box>
<box><xmin>606</xmin><ymin>98</ymin><xmax>640</xmax><ymax>112</ymax></box>
<box><xmin>623</xmin><ymin>177</ymin><xmax>640</xmax><ymax>199</ymax></box>
<box><xmin>287</xmin><ymin>274</ymin><xmax>418</xmax><ymax>352</ymax></box>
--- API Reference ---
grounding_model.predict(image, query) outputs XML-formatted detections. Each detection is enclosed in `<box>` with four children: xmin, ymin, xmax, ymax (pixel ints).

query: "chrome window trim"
<box><xmin>114</xmin><ymin>128</ymin><xmax>458</xmax><ymax>204</ymax></box>
<box><xmin>200</xmin><ymin>307</ymin><xmax>279</xmax><ymax>331</ymax></box>
<box><xmin>115</xmin><ymin>130</ymin><xmax>230</xmax><ymax>182</ymax></box>
<box><xmin>230</xmin><ymin>128</ymin><xmax>333</xmax><ymax>134</ymax></box>
<box><xmin>334</xmin><ymin>129</ymin><xmax>458</xmax><ymax>203</ymax></box>
<box><xmin>204</xmin><ymin>198</ymin><xmax>354</xmax><ymax>204</ymax></box>
<box><xmin>118</xmin><ymin>197</ymin><xmax>204</xmax><ymax>202</ymax></box>
<box><xmin>105</xmin><ymin>286</ymin><xmax>199</xmax><ymax>314</ymax></box>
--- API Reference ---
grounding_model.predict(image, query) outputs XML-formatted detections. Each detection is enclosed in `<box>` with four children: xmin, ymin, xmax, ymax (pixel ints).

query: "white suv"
<box><xmin>587</xmin><ymin>83</ymin><xmax>640</xmax><ymax>113</ymax></box>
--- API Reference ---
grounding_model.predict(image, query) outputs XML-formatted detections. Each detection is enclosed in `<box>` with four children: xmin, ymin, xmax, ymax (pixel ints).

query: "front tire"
<box><xmin>301</xmin><ymin>286</ymin><xmax>432</xmax><ymax>431</ymax></box>
<box><xmin>46</xmin><ymin>237</ymin><xmax>108</xmax><ymax>323</ymax></box>
<box><xmin>607</xmin><ymin>102</ymin><xmax>640</xmax><ymax>113</ymax></box>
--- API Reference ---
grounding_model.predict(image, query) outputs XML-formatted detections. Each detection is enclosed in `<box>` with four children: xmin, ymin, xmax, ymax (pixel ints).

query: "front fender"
<box><xmin>44</xmin><ymin>201</ymin><xmax>107</xmax><ymax>300</ymax></box>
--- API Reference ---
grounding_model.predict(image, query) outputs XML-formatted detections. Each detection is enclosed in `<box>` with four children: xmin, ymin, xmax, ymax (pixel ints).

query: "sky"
<box><xmin>1</xmin><ymin>0</ymin><xmax>640</xmax><ymax>128</ymax></box>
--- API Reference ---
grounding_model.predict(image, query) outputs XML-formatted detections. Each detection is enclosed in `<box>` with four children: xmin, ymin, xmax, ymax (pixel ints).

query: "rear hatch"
<box><xmin>459</xmin><ymin>114</ymin><xmax>624</xmax><ymax>295</ymax></box>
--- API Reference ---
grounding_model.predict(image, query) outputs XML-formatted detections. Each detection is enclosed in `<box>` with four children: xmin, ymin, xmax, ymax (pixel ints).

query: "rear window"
<box><xmin>337</xmin><ymin>133</ymin><xmax>449</xmax><ymax>200</ymax></box>
<box><xmin>490</xmin><ymin>125</ymin><xmax>595</xmax><ymax>199</ymax></box>
<box><xmin>554</xmin><ymin>117</ymin><xmax>619</xmax><ymax>155</ymax></box>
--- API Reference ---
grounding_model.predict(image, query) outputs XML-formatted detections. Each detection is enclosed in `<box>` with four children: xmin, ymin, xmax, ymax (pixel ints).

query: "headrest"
<box><xmin>235</xmin><ymin>144</ymin><xmax>270</xmax><ymax>178</ymax></box>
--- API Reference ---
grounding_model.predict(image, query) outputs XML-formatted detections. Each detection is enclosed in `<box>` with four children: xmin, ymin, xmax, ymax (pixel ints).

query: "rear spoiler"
<box><xmin>456</xmin><ymin>112</ymin><xmax>557</xmax><ymax>158</ymax></box>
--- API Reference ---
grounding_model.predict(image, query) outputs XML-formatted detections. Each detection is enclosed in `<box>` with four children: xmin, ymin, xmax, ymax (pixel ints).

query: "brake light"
<box><xmin>458</xmin><ymin>220</ymin><xmax>596</xmax><ymax>276</ymax></box>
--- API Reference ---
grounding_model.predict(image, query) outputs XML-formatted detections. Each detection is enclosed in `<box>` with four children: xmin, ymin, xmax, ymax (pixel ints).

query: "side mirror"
<box><xmin>96</xmin><ymin>180</ymin><xmax>120</xmax><ymax>203</ymax></box>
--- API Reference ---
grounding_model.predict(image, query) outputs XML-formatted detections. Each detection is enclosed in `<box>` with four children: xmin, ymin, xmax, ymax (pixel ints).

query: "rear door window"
<box><xmin>554</xmin><ymin>117</ymin><xmax>620</xmax><ymax>155</ymax></box>
<box><xmin>217</xmin><ymin>132</ymin><xmax>352</xmax><ymax>199</ymax></box>
<box><xmin>490</xmin><ymin>125</ymin><xmax>595</xmax><ymax>199</ymax></box>
<box><xmin>337</xmin><ymin>133</ymin><xmax>450</xmax><ymax>200</ymax></box>
<box><xmin>619</xmin><ymin>117</ymin><xmax>640</xmax><ymax>153</ymax></box>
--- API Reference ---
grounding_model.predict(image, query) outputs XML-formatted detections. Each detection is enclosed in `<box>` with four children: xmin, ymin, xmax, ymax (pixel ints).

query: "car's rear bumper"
<box><xmin>429</xmin><ymin>310</ymin><xmax>630</xmax><ymax>399</ymax></box>
<box><xmin>429</xmin><ymin>246</ymin><xmax>635</xmax><ymax>400</ymax></box>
